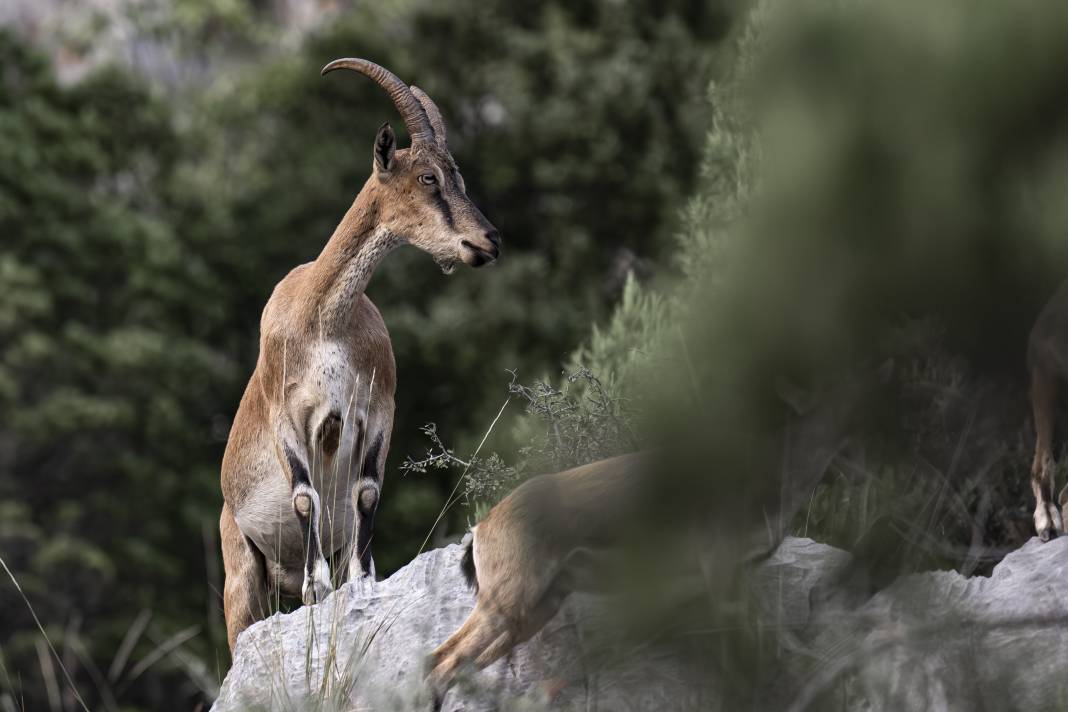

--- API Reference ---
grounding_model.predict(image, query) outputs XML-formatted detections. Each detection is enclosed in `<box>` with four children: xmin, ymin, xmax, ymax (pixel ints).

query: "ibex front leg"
<box><xmin>284</xmin><ymin>444</ymin><xmax>333</xmax><ymax>604</ymax></box>
<box><xmin>348</xmin><ymin>432</ymin><xmax>385</xmax><ymax>583</ymax></box>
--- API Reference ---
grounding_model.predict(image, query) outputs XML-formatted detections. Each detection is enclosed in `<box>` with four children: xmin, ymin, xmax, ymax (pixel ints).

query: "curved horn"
<box><xmin>321</xmin><ymin>58</ymin><xmax>434</xmax><ymax>144</ymax></box>
<box><xmin>411</xmin><ymin>86</ymin><xmax>447</xmax><ymax>147</ymax></box>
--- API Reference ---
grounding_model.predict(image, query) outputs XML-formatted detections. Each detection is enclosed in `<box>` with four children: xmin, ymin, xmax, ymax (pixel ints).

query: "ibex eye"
<box><xmin>418</xmin><ymin>173</ymin><xmax>437</xmax><ymax>186</ymax></box>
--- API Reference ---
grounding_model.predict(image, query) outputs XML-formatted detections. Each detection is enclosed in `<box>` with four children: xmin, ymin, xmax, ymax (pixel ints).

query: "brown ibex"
<box><xmin>426</xmin><ymin>453</ymin><xmax>648</xmax><ymax>705</ymax></box>
<box><xmin>220</xmin><ymin>58</ymin><xmax>501</xmax><ymax>650</ymax></box>
<box><xmin>1028</xmin><ymin>281</ymin><xmax>1068</xmax><ymax>541</ymax></box>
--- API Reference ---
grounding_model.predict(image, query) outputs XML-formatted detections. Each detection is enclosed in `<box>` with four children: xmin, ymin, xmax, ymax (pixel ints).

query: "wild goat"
<box><xmin>220</xmin><ymin>58</ymin><xmax>501</xmax><ymax>650</ymax></box>
<box><xmin>426</xmin><ymin>453</ymin><xmax>647</xmax><ymax>705</ymax></box>
<box><xmin>1029</xmin><ymin>281</ymin><xmax>1068</xmax><ymax>541</ymax></box>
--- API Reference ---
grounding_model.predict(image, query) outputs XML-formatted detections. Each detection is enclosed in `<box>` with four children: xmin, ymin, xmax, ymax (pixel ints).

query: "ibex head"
<box><xmin>322</xmin><ymin>58</ymin><xmax>501</xmax><ymax>273</ymax></box>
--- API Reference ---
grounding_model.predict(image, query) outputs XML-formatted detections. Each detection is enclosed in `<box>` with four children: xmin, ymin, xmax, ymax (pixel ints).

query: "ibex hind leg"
<box><xmin>221</xmin><ymin>503</ymin><xmax>270</xmax><ymax>651</ymax></box>
<box><xmin>428</xmin><ymin>590</ymin><xmax>568</xmax><ymax>707</ymax></box>
<box><xmin>427</xmin><ymin>603</ymin><xmax>508</xmax><ymax>707</ymax></box>
<box><xmin>1031</xmin><ymin>364</ymin><xmax>1063</xmax><ymax>541</ymax></box>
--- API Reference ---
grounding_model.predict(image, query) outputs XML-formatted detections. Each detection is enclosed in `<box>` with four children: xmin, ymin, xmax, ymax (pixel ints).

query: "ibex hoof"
<box><xmin>348</xmin><ymin>561</ymin><xmax>376</xmax><ymax>588</ymax></box>
<box><xmin>355</xmin><ymin>577</ymin><xmax>374</xmax><ymax>598</ymax></box>
<box><xmin>301</xmin><ymin>559</ymin><xmax>333</xmax><ymax>605</ymax></box>
<box><xmin>1035</xmin><ymin>503</ymin><xmax>1064</xmax><ymax>542</ymax></box>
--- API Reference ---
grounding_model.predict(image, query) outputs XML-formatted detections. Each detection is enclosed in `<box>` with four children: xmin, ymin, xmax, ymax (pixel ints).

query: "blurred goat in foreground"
<box><xmin>426</xmin><ymin>452</ymin><xmax>653</xmax><ymax>705</ymax></box>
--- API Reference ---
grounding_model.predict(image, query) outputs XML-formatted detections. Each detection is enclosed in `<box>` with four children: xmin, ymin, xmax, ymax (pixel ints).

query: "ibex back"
<box><xmin>220</xmin><ymin>58</ymin><xmax>501</xmax><ymax>651</ymax></box>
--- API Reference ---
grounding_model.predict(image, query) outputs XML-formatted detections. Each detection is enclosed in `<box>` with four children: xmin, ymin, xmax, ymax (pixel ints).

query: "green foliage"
<box><xmin>404</xmin><ymin>367</ymin><xmax>637</xmax><ymax>520</ymax></box>
<box><xmin>0</xmin><ymin>31</ymin><xmax>233</xmax><ymax>708</ymax></box>
<box><xmin>565</xmin><ymin>16</ymin><xmax>759</xmax><ymax>410</ymax></box>
<box><xmin>566</xmin><ymin>275</ymin><xmax>668</xmax><ymax>401</ymax></box>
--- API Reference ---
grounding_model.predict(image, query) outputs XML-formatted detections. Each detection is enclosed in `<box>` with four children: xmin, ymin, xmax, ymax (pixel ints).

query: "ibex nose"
<box><xmin>461</xmin><ymin>229</ymin><xmax>501</xmax><ymax>267</ymax></box>
<box><xmin>483</xmin><ymin>230</ymin><xmax>501</xmax><ymax>261</ymax></box>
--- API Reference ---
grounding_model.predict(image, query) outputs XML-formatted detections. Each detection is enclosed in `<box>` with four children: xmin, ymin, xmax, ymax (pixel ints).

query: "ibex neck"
<box><xmin>310</xmin><ymin>191</ymin><xmax>399</xmax><ymax>328</ymax></box>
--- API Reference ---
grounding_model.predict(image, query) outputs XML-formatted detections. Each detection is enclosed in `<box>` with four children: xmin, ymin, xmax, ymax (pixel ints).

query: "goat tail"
<box><xmin>460</xmin><ymin>526</ymin><xmax>478</xmax><ymax>592</ymax></box>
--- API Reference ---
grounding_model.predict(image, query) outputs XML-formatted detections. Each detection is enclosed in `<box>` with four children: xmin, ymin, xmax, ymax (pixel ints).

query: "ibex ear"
<box><xmin>373</xmin><ymin>122</ymin><xmax>396</xmax><ymax>177</ymax></box>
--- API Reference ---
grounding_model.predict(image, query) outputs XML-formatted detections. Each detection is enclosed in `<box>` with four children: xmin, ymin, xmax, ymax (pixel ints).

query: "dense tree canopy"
<box><xmin>0</xmin><ymin>31</ymin><xmax>235</xmax><ymax>706</ymax></box>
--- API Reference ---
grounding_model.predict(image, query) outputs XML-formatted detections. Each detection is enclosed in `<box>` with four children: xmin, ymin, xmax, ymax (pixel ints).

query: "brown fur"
<box><xmin>220</xmin><ymin>67</ymin><xmax>500</xmax><ymax>651</ymax></box>
<box><xmin>427</xmin><ymin>453</ymin><xmax>647</xmax><ymax>702</ymax></box>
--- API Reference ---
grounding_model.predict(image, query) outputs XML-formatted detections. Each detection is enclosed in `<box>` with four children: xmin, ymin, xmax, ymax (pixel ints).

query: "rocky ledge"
<box><xmin>213</xmin><ymin>535</ymin><xmax>1068</xmax><ymax>711</ymax></box>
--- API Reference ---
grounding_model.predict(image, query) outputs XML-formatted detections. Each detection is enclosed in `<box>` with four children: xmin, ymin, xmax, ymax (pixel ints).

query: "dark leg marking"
<box><xmin>285</xmin><ymin>444</ymin><xmax>311</xmax><ymax>486</ymax></box>
<box><xmin>286</xmin><ymin>444</ymin><xmax>329</xmax><ymax>599</ymax></box>
<box><xmin>355</xmin><ymin>432</ymin><xmax>385</xmax><ymax>575</ymax></box>
<box><xmin>361</xmin><ymin>432</ymin><xmax>384</xmax><ymax>481</ymax></box>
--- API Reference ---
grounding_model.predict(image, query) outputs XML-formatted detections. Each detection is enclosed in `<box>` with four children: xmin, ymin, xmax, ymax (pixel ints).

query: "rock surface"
<box><xmin>213</xmin><ymin>536</ymin><xmax>1068</xmax><ymax>711</ymax></box>
<box><xmin>817</xmin><ymin>536</ymin><xmax>1068</xmax><ymax>712</ymax></box>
